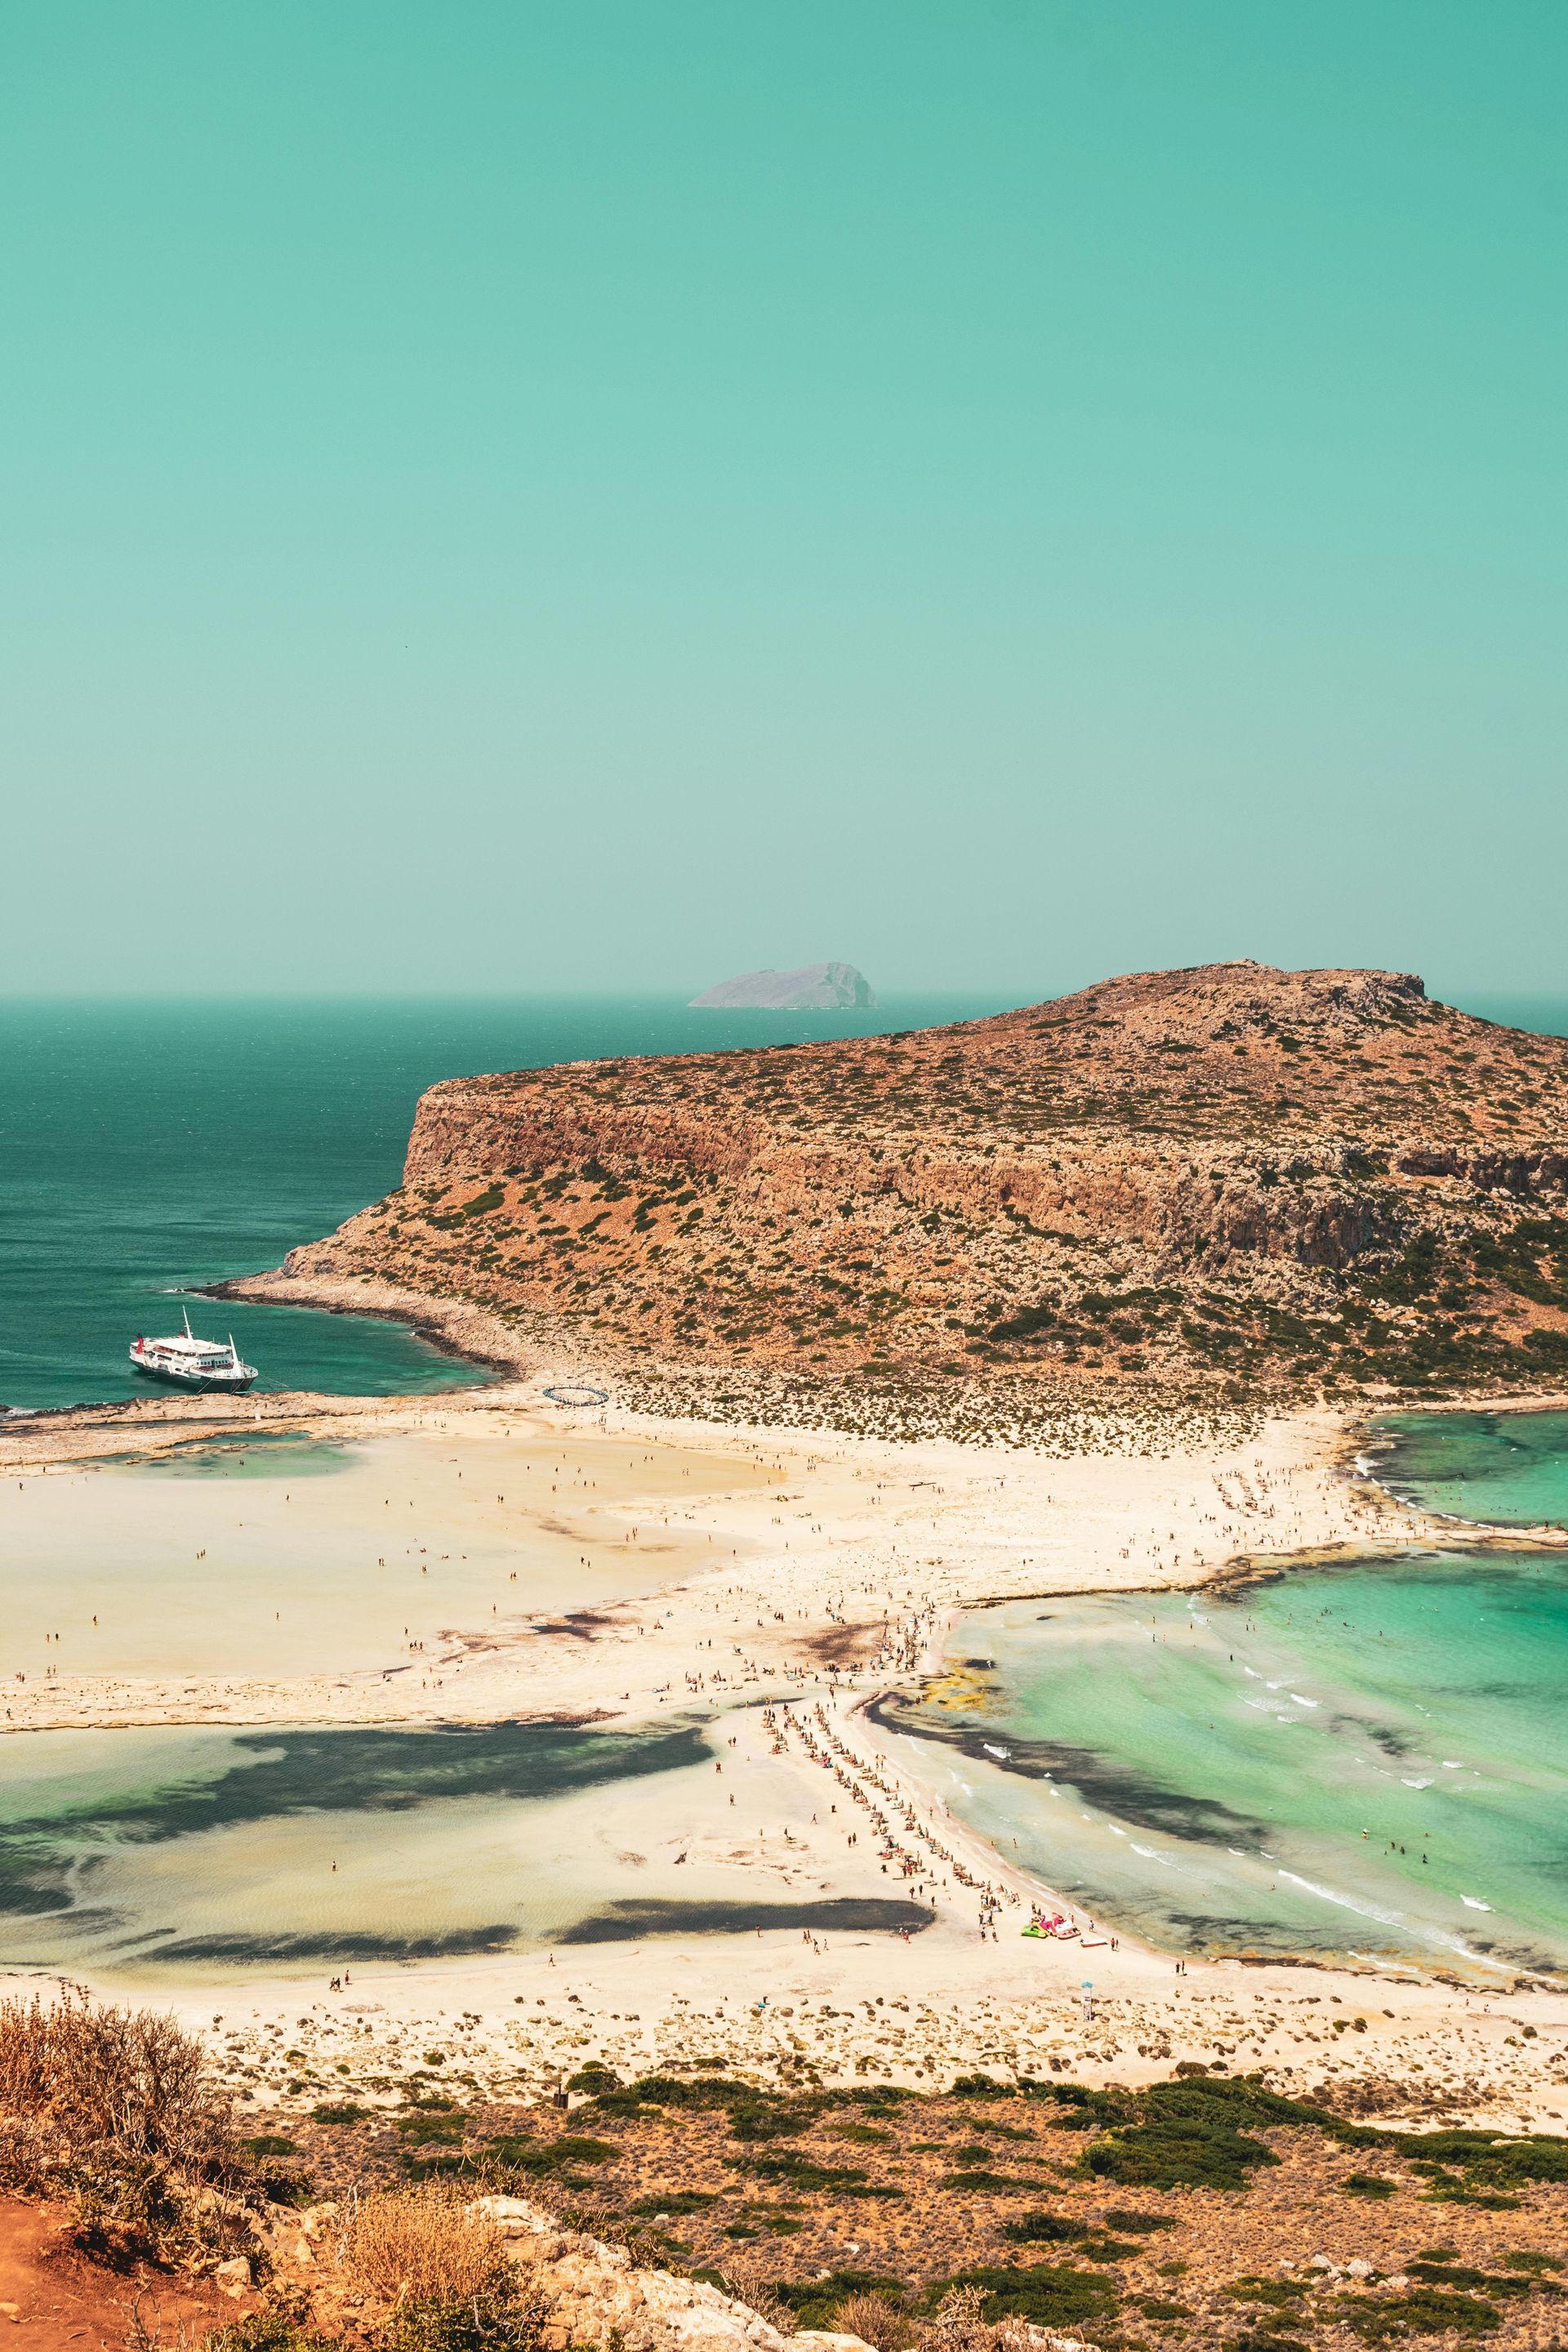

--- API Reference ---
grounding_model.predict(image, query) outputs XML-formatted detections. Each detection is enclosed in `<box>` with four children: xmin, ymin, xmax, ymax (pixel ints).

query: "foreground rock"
<box><xmin>475</xmin><ymin>2196</ymin><xmax>806</xmax><ymax>2352</ymax></box>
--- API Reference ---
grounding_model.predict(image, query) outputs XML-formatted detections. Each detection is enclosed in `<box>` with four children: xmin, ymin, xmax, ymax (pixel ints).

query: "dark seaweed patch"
<box><xmin>558</xmin><ymin>1897</ymin><xmax>934</xmax><ymax>1943</ymax></box>
<box><xmin>869</xmin><ymin>1695</ymin><xmax>1264</xmax><ymax>1850</ymax></box>
<box><xmin>147</xmin><ymin>1925</ymin><xmax>520</xmax><ymax>1963</ymax></box>
<box><xmin>2</xmin><ymin>1720</ymin><xmax>711</xmax><ymax>1851</ymax></box>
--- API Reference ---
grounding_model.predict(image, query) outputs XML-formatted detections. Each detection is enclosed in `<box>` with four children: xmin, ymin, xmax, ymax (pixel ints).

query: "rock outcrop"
<box><xmin>476</xmin><ymin>2198</ymin><xmax>848</xmax><ymax>2352</ymax></box>
<box><xmin>689</xmin><ymin>962</ymin><xmax>877</xmax><ymax>1010</ymax></box>
<box><xmin>257</xmin><ymin>2194</ymin><xmax>869</xmax><ymax>2352</ymax></box>
<box><xmin>274</xmin><ymin>962</ymin><xmax>1568</xmax><ymax>1401</ymax></box>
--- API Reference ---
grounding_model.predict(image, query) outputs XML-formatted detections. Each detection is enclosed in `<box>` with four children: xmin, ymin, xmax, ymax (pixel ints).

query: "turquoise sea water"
<box><xmin>0</xmin><ymin>992</ymin><xmax>1001</xmax><ymax>1410</ymax></box>
<box><xmin>1372</xmin><ymin>1410</ymin><xmax>1568</xmax><ymax>1528</ymax></box>
<box><xmin>904</xmin><ymin>1547</ymin><xmax>1568</xmax><ymax>1978</ymax></box>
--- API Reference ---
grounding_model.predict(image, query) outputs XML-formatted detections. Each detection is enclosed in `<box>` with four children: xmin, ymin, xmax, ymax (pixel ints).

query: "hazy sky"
<box><xmin>3</xmin><ymin>3</ymin><xmax>1564</xmax><ymax>998</ymax></box>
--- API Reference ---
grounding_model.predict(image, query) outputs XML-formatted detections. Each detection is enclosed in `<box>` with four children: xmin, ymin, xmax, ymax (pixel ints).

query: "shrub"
<box><xmin>384</xmin><ymin>2283</ymin><xmax>547</xmax><ymax>2352</ymax></box>
<box><xmin>929</xmin><ymin>2265</ymin><xmax>1120</xmax><ymax>2329</ymax></box>
<box><xmin>565</xmin><ymin>2065</ymin><xmax>619</xmax><ymax>2094</ymax></box>
<box><xmin>1082</xmin><ymin>2109</ymin><xmax>1276</xmax><ymax>2191</ymax></box>
<box><xmin>485</xmin><ymin>2133</ymin><xmax>616</xmax><ymax>2179</ymax></box>
<box><xmin>0</xmin><ymin>1991</ymin><xmax>240</xmax><ymax>2265</ymax></box>
<box><xmin>833</xmin><ymin>2290</ymin><xmax>921</xmax><ymax>2350</ymax></box>
<box><xmin>0</xmin><ymin>1989</ymin><xmax>234</xmax><ymax>2187</ymax></box>
<box><xmin>339</xmin><ymin>2185</ymin><xmax>508</xmax><ymax>2307</ymax></box>
<box><xmin>1334</xmin><ymin>2287</ymin><xmax>1499</xmax><ymax>2341</ymax></box>
<box><xmin>206</xmin><ymin>2305</ymin><xmax>339</xmax><ymax>2352</ymax></box>
<box><xmin>1000</xmin><ymin>2214</ymin><xmax>1089</xmax><ymax>2245</ymax></box>
<box><xmin>773</xmin><ymin>2271</ymin><xmax>905</xmax><ymax>2331</ymax></box>
<box><xmin>1079</xmin><ymin>2077</ymin><xmax>1326</xmax><ymax>2190</ymax></box>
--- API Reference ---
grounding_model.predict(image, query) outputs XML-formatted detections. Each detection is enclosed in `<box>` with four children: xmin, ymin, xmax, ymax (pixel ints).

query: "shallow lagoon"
<box><xmin>901</xmin><ymin>1550</ymin><xmax>1568</xmax><ymax>1978</ymax></box>
<box><xmin>0</xmin><ymin>1718</ymin><xmax>701</xmax><ymax>1979</ymax></box>
<box><xmin>0</xmin><ymin>1719</ymin><xmax>922</xmax><ymax>1984</ymax></box>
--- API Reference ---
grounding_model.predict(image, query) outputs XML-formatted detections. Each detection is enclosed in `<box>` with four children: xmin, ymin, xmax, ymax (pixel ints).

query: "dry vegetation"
<box><xmin>3</xmin><ymin>2000</ymin><xmax>1568</xmax><ymax>2350</ymax></box>
<box><xmin>270</xmin><ymin>963</ymin><xmax>1568</xmax><ymax>1433</ymax></box>
<box><xmin>337</xmin><ymin>2188</ymin><xmax>506</xmax><ymax>2308</ymax></box>
<box><xmin>0</xmin><ymin>1991</ymin><xmax>251</xmax><ymax>2266</ymax></box>
<box><xmin>274</xmin><ymin>2062</ymin><xmax>1568</xmax><ymax>2352</ymax></box>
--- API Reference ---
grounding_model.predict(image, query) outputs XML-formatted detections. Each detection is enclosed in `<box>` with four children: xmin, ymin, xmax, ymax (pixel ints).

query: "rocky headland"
<box><xmin>253</xmin><ymin>962</ymin><xmax>1568</xmax><ymax>1432</ymax></box>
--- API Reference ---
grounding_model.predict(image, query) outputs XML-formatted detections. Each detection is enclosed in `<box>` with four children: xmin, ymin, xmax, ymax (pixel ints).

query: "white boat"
<box><xmin>130</xmin><ymin>1309</ymin><xmax>257</xmax><ymax>1392</ymax></box>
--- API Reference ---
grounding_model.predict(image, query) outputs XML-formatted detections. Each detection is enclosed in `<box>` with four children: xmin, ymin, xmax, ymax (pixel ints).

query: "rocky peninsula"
<box><xmin>248</xmin><ymin>962</ymin><xmax>1568</xmax><ymax>1438</ymax></box>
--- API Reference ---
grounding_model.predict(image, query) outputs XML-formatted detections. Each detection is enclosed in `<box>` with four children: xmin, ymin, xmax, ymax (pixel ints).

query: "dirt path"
<box><xmin>0</xmin><ymin>2200</ymin><xmax>234</xmax><ymax>2352</ymax></box>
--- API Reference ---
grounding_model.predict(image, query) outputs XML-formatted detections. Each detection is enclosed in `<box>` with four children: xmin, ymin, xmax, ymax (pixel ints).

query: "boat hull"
<box><xmin>129</xmin><ymin>1355</ymin><xmax>256</xmax><ymax>1393</ymax></box>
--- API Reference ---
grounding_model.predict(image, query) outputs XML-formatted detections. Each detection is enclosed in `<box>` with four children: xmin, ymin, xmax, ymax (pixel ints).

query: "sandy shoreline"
<box><xmin>5</xmin><ymin>1288</ymin><xmax>1568</xmax><ymax>2132</ymax></box>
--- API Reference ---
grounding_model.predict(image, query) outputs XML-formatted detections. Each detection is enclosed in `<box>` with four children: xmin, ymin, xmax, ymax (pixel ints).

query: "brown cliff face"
<box><xmin>283</xmin><ymin>963</ymin><xmax>1568</xmax><ymax>1399</ymax></box>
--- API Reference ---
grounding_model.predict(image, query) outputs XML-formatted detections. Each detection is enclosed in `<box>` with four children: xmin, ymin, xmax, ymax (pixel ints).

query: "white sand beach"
<box><xmin>3</xmin><ymin>1374</ymin><xmax>1566</xmax><ymax>2131</ymax></box>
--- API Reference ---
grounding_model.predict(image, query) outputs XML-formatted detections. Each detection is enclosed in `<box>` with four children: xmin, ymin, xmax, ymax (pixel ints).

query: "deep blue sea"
<box><xmin>0</xmin><ymin>992</ymin><xmax>1009</xmax><ymax>1411</ymax></box>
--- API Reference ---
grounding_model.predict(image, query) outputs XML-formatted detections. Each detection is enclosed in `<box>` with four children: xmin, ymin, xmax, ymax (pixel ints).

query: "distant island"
<box><xmin>689</xmin><ymin>960</ymin><xmax>877</xmax><ymax>1010</ymax></box>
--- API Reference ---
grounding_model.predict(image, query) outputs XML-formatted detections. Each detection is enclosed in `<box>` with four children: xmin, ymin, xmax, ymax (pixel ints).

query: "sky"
<box><xmin>2</xmin><ymin>2</ymin><xmax>1564</xmax><ymax>999</ymax></box>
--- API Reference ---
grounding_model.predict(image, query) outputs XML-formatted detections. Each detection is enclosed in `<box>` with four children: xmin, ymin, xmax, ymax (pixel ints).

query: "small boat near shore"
<box><xmin>130</xmin><ymin>1310</ymin><xmax>257</xmax><ymax>1392</ymax></box>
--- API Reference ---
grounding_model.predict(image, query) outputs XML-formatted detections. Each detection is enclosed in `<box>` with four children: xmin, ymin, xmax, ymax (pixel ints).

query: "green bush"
<box><xmin>1334</xmin><ymin>2287</ymin><xmax>1498</xmax><ymax>2342</ymax></box>
<box><xmin>1082</xmin><ymin>2108</ymin><xmax>1277</xmax><ymax>2191</ymax></box>
<box><xmin>206</xmin><ymin>2305</ymin><xmax>340</xmax><ymax>2352</ymax></box>
<box><xmin>1000</xmin><ymin>2212</ymin><xmax>1089</xmax><ymax>2244</ymax></box>
<box><xmin>743</xmin><ymin>2150</ymin><xmax>898</xmax><ymax>2196</ymax></box>
<box><xmin>565</xmin><ymin>2064</ymin><xmax>620</xmax><ymax>2094</ymax></box>
<box><xmin>385</xmin><ymin>2283</ymin><xmax>546</xmax><ymax>2352</ymax></box>
<box><xmin>773</xmin><ymin>2272</ymin><xmax>906</xmax><ymax>2330</ymax></box>
<box><xmin>397</xmin><ymin>2114</ymin><xmax>468</xmax><ymax>2145</ymax></box>
<box><xmin>469</xmin><ymin>2133</ymin><xmax>617</xmax><ymax>2184</ymax></box>
<box><xmin>934</xmin><ymin>2264</ymin><xmax>1120</xmax><ymax>2328</ymax></box>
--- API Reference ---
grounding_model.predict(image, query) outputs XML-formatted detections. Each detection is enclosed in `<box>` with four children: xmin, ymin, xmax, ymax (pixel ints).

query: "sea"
<box><xmin>0</xmin><ymin>991</ymin><xmax>1006</xmax><ymax>1414</ymax></box>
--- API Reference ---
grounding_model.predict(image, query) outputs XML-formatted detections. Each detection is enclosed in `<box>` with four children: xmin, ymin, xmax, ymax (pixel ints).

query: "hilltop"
<box><xmin>270</xmin><ymin>962</ymin><xmax>1568</xmax><ymax>1421</ymax></box>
